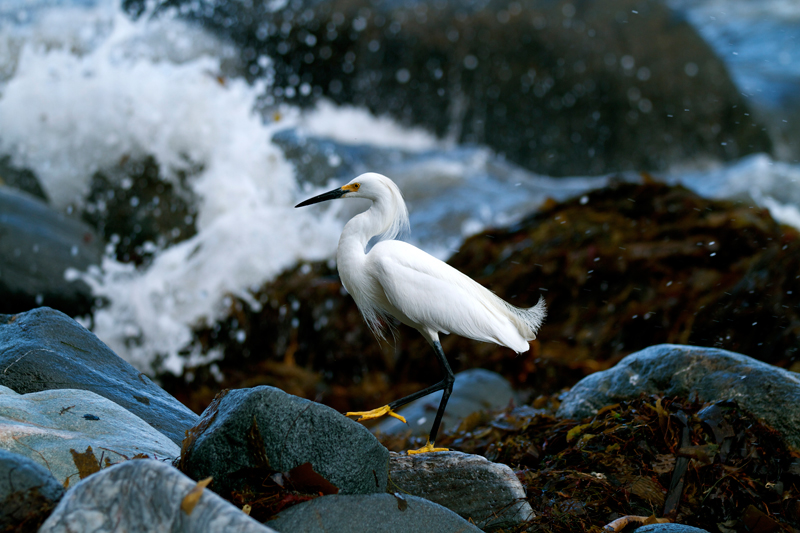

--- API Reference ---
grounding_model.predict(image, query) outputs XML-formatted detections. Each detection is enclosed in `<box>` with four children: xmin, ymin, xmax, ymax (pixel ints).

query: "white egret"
<box><xmin>296</xmin><ymin>173</ymin><xmax>546</xmax><ymax>454</ymax></box>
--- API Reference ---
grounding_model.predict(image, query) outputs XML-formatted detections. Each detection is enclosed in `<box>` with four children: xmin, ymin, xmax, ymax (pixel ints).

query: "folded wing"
<box><xmin>368</xmin><ymin>241</ymin><xmax>540</xmax><ymax>353</ymax></box>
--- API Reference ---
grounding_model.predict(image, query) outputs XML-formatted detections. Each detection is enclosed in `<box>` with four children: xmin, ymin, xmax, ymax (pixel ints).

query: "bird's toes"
<box><xmin>345</xmin><ymin>404</ymin><xmax>401</xmax><ymax>422</ymax></box>
<box><xmin>407</xmin><ymin>440</ymin><xmax>449</xmax><ymax>455</ymax></box>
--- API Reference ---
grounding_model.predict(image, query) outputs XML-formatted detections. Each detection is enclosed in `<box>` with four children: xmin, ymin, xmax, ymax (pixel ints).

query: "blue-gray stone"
<box><xmin>0</xmin><ymin>307</ymin><xmax>199</xmax><ymax>445</ymax></box>
<box><xmin>388</xmin><ymin>451</ymin><xmax>533</xmax><ymax>530</ymax></box>
<box><xmin>0</xmin><ymin>386</ymin><xmax>180</xmax><ymax>486</ymax></box>
<box><xmin>269</xmin><ymin>493</ymin><xmax>483</xmax><ymax>533</ymax></box>
<box><xmin>557</xmin><ymin>344</ymin><xmax>800</xmax><ymax>449</ymax></box>
<box><xmin>40</xmin><ymin>459</ymin><xmax>277</xmax><ymax>533</ymax></box>
<box><xmin>182</xmin><ymin>386</ymin><xmax>388</xmax><ymax>496</ymax></box>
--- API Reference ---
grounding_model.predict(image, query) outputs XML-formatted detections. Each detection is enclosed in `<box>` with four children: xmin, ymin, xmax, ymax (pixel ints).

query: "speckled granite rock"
<box><xmin>40</xmin><ymin>459</ymin><xmax>277</xmax><ymax>533</ymax></box>
<box><xmin>389</xmin><ymin>451</ymin><xmax>533</xmax><ymax>530</ymax></box>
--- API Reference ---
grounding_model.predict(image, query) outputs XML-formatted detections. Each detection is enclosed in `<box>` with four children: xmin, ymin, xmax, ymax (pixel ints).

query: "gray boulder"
<box><xmin>0</xmin><ymin>385</ymin><xmax>180</xmax><ymax>486</ymax></box>
<box><xmin>181</xmin><ymin>386</ymin><xmax>388</xmax><ymax>496</ymax></box>
<box><xmin>0</xmin><ymin>449</ymin><xmax>65</xmax><ymax>531</ymax></box>
<box><xmin>389</xmin><ymin>451</ymin><xmax>533</xmax><ymax>530</ymax></box>
<box><xmin>375</xmin><ymin>368</ymin><xmax>515</xmax><ymax>437</ymax></box>
<box><xmin>0</xmin><ymin>307</ymin><xmax>199</xmax><ymax>445</ymax></box>
<box><xmin>269</xmin><ymin>493</ymin><xmax>482</xmax><ymax>533</ymax></box>
<box><xmin>557</xmin><ymin>344</ymin><xmax>800</xmax><ymax>448</ymax></box>
<box><xmin>40</xmin><ymin>459</ymin><xmax>278</xmax><ymax>533</ymax></box>
<box><xmin>0</xmin><ymin>188</ymin><xmax>102</xmax><ymax>316</ymax></box>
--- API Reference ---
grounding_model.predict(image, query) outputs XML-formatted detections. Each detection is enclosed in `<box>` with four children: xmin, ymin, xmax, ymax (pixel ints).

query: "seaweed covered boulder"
<box><xmin>557</xmin><ymin>344</ymin><xmax>800</xmax><ymax>449</ymax></box>
<box><xmin>445</xmin><ymin>178</ymin><xmax>800</xmax><ymax>381</ymax></box>
<box><xmin>405</xmin><ymin>395</ymin><xmax>800</xmax><ymax>532</ymax></box>
<box><xmin>81</xmin><ymin>155</ymin><xmax>198</xmax><ymax>266</ymax></box>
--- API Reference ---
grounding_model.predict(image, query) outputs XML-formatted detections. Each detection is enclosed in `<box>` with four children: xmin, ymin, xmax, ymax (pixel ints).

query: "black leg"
<box><xmin>388</xmin><ymin>341</ymin><xmax>454</xmax><ymax>445</ymax></box>
<box><xmin>427</xmin><ymin>341</ymin><xmax>454</xmax><ymax>444</ymax></box>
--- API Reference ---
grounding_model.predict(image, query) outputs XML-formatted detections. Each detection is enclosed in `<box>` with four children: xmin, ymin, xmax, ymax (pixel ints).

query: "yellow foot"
<box><xmin>407</xmin><ymin>440</ymin><xmax>449</xmax><ymax>455</ymax></box>
<box><xmin>346</xmin><ymin>405</ymin><xmax>407</xmax><ymax>424</ymax></box>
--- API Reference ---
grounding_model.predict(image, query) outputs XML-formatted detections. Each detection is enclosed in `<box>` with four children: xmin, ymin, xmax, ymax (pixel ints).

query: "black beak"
<box><xmin>295</xmin><ymin>187</ymin><xmax>346</xmax><ymax>208</ymax></box>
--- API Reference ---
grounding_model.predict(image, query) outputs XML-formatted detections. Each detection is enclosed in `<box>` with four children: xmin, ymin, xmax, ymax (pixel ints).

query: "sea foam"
<box><xmin>0</xmin><ymin>2</ymin><xmax>343</xmax><ymax>371</ymax></box>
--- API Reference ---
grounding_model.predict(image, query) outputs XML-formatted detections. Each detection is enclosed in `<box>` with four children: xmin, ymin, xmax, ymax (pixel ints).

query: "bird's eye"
<box><xmin>353</xmin><ymin>183</ymin><xmax>360</xmax><ymax>190</ymax></box>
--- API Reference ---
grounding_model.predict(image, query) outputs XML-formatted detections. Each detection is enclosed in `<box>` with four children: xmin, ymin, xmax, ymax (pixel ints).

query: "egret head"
<box><xmin>295</xmin><ymin>172</ymin><xmax>399</xmax><ymax>207</ymax></box>
<box><xmin>295</xmin><ymin>172</ymin><xmax>410</xmax><ymax>242</ymax></box>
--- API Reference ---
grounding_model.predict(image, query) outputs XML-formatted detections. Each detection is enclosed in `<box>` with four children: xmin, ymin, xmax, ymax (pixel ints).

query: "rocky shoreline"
<box><xmin>2</xmin><ymin>307</ymin><xmax>799</xmax><ymax>532</ymax></box>
<box><xmin>1</xmin><ymin>0</ymin><xmax>798</xmax><ymax>529</ymax></box>
<box><xmin>3</xmin><ymin>170</ymin><xmax>800</xmax><ymax>532</ymax></box>
<box><xmin>3</xmin><ymin>164</ymin><xmax>800</xmax><ymax>532</ymax></box>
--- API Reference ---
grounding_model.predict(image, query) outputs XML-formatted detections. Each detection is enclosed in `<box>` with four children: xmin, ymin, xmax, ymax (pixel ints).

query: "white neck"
<box><xmin>334</xmin><ymin>179</ymin><xmax>409</xmax><ymax>298</ymax></box>
<box><xmin>337</xmin><ymin>200</ymin><xmax>393</xmax><ymax>259</ymax></box>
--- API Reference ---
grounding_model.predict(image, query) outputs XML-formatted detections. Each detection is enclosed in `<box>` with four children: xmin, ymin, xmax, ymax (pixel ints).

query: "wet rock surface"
<box><xmin>0</xmin><ymin>449</ymin><xmax>64</xmax><ymax>532</ymax></box>
<box><xmin>0</xmin><ymin>188</ymin><xmax>103</xmax><ymax>316</ymax></box>
<box><xmin>140</xmin><ymin>0</ymin><xmax>771</xmax><ymax>176</ymax></box>
<box><xmin>0</xmin><ymin>385</ymin><xmax>180</xmax><ymax>486</ymax></box>
<box><xmin>0</xmin><ymin>307</ymin><xmax>199</xmax><ymax>446</ymax></box>
<box><xmin>40</xmin><ymin>459</ymin><xmax>278</xmax><ymax>533</ymax></box>
<box><xmin>268</xmin><ymin>493</ymin><xmax>482</xmax><ymax>533</ymax></box>
<box><xmin>180</xmin><ymin>386</ymin><xmax>388</xmax><ymax>498</ymax></box>
<box><xmin>557</xmin><ymin>344</ymin><xmax>800</xmax><ymax>449</ymax></box>
<box><xmin>388</xmin><ymin>451</ymin><xmax>533</xmax><ymax>530</ymax></box>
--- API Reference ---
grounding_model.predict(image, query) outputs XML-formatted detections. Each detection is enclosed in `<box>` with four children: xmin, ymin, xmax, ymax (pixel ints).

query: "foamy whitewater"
<box><xmin>0</xmin><ymin>1</ymin><xmax>348</xmax><ymax>371</ymax></box>
<box><xmin>0</xmin><ymin>0</ymin><xmax>798</xmax><ymax>374</ymax></box>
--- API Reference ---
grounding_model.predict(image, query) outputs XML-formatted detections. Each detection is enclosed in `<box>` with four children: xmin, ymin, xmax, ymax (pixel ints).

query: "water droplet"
<box><xmin>463</xmin><ymin>55</ymin><xmax>478</xmax><ymax>70</ymax></box>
